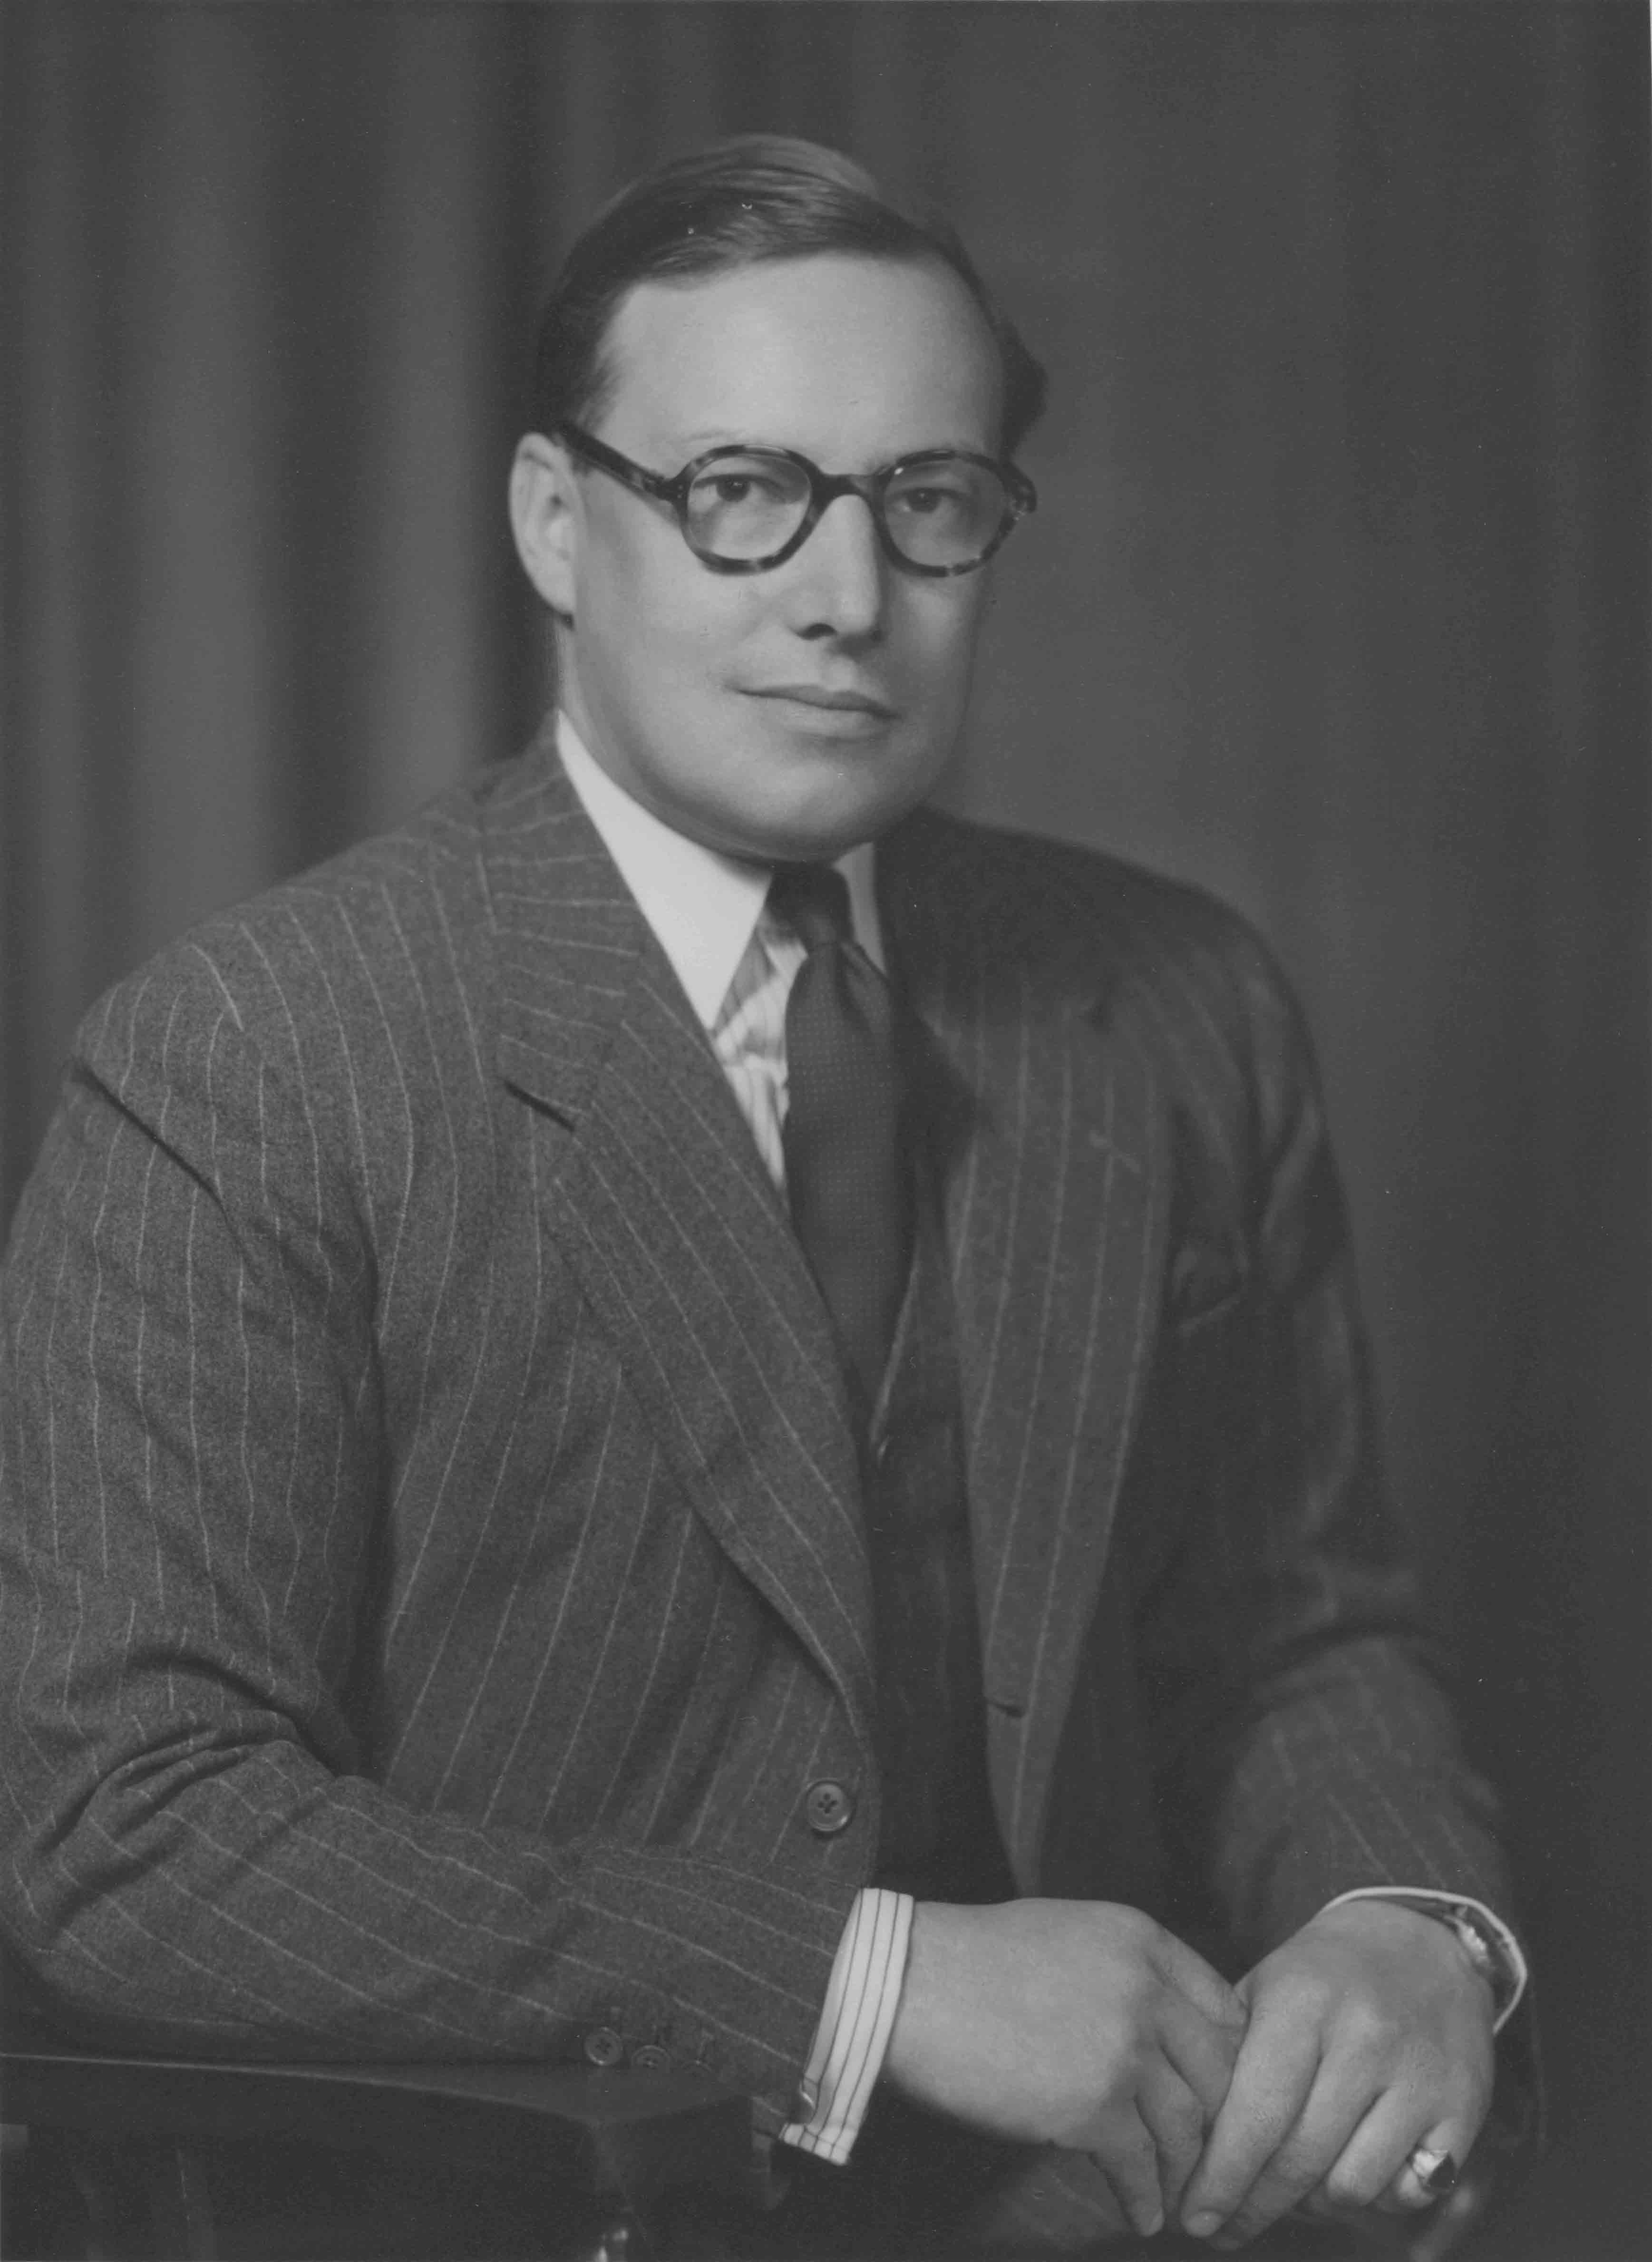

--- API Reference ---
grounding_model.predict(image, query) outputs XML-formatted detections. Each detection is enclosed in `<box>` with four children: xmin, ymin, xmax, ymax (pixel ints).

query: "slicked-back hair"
<box><xmin>530</xmin><ymin>135</ymin><xmax>1048</xmax><ymax>459</ymax></box>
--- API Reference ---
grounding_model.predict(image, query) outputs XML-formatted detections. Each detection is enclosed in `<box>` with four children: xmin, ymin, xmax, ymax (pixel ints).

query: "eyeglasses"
<box><xmin>555</xmin><ymin>422</ymin><xmax>1036</xmax><ymax>578</ymax></box>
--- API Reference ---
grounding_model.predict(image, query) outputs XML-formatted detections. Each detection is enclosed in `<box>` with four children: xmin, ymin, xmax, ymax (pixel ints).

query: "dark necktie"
<box><xmin>769</xmin><ymin>862</ymin><xmax>913</xmax><ymax>1426</ymax></box>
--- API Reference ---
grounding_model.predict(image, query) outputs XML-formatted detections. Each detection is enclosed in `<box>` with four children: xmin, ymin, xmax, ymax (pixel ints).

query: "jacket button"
<box><xmin>583</xmin><ymin>2026</ymin><xmax>624</xmax><ymax>2068</ymax></box>
<box><xmin>632</xmin><ymin>2043</ymin><xmax>672</xmax><ymax>2071</ymax></box>
<box><xmin>804</xmin><ymin>1779</ymin><xmax>855</xmax><ymax>1835</ymax></box>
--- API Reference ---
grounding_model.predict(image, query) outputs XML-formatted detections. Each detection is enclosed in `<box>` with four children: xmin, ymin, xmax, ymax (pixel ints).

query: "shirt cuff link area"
<box><xmin>779</xmin><ymin>1888</ymin><xmax>914</xmax><ymax>2165</ymax></box>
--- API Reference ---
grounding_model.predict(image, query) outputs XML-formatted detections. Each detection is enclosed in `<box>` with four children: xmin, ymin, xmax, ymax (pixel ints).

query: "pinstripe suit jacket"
<box><xmin>0</xmin><ymin>726</ymin><xmax>1512</xmax><ymax>2121</ymax></box>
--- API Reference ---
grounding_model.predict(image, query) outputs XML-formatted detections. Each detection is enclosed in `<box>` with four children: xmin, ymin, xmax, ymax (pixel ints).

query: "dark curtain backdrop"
<box><xmin>2</xmin><ymin>5</ymin><xmax>1647</xmax><ymax>2254</ymax></box>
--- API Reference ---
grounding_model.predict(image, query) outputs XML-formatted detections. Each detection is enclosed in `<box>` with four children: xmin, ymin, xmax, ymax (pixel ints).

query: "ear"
<box><xmin>509</xmin><ymin>432</ymin><xmax>581</xmax><ymax>617</ymax></box>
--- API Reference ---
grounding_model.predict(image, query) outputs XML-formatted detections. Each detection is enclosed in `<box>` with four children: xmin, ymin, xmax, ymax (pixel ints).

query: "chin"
<box><xmin>732</xmin><ymin>780</ymin><xmax>926</xmax><ymax>863</ymax></box>
<box><xmin>728</xmin><ymin>743</ymin><xmax>945</xmax><ymax>860</ymax></box>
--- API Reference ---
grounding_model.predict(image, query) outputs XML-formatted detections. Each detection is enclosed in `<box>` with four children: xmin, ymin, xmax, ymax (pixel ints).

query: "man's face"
<box><xmin>513</xmin><ymin>253</ymin><xmax>1007</xmax><ymax>862</ymax></box>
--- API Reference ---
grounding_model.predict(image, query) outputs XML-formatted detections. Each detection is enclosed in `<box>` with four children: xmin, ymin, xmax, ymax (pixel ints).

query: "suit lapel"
<box><xmin>883</xmin><ymin>813</ymin><xmax>1171</xmax><ymax>1878</ymax></box>
<box><xmin>484</xmin><ymin>737</ymin><xmax>876</xmax><ymax>1755</ymax></box>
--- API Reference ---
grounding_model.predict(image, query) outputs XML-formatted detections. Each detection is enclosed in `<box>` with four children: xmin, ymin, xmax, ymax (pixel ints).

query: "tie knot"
<box><xmin>768</xmin><ymin>862</ymin><xmax>854</xmax><ymax>954</ymax></box>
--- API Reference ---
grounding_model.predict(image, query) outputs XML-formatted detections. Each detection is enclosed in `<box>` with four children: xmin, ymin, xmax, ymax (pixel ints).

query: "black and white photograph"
<box><xmin>1</xmin><ymin>7</ymin><xmax>1646</xmax><ymax>2261</ymax></box>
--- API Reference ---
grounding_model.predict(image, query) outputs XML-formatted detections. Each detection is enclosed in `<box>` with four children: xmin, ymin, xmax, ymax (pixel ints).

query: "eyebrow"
<box><xmin>664</xmin><ymin>429</ymin><xmax>746</xmax><ymax>455</ymax></box>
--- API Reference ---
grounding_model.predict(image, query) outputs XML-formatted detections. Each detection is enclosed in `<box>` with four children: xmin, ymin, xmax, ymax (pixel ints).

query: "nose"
<box><xmin>788</xmin><ymin>491</ymin><xmax>887</xmax><ymax>641</ymax></box>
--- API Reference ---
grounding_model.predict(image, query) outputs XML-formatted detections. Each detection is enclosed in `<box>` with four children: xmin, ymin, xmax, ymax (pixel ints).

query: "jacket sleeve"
<box><xmin>1130</xmin><ymin>919</ymin><xmax>1523</xmax><ymax>1966</ymax></box>
<box><xmin>0</xmin><ymin>951</ymin><xmax>846</xmax><ymax>2105</ymax></box>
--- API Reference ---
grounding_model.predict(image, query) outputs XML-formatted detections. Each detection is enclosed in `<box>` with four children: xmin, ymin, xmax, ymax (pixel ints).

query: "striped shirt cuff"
<box><xmin>779</xmin><ymin>1888</ymin><xmax>913</xmax><ymax>2166</ymax></box>
<box><xmin>1322</xmin><ymin>1887</ymin><xmax>1528</xmax><ymax>2030</ymax></box>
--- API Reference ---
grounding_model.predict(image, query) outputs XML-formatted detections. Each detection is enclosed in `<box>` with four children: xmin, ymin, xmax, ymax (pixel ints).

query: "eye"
<box><xmin>896</xmin><ymin>485</ymin><xmax>962</xmax><ymax>516</ymax></box>
<box><xmin>708</xmin><ymin>474</ymin><xmax>755</xmax><ymax>503</ymax></box>
<box><xmin>701</xmin><ymin>468</ymin><xmax>790</xmax><ymax>506</ymax></box>
<box><xmin>889</xmin><ymin>480</ymin><xmax>973</xmax><ymax>521</ymax></box>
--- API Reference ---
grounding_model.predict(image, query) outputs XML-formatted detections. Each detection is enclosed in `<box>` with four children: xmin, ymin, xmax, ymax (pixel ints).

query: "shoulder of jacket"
<box><xmin>901</xmin><ymin>803</ymin><xmax>1292</xmax><ymax>1013</ymax></box>
<box><xmin>73</xmin><ymin>756</ymin><xmax>522</xmax><ymax>1073</ymax></box>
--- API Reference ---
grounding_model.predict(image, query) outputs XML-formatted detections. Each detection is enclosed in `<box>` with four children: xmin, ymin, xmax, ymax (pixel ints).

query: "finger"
<box><xmin>1301</xmin><ymin>2088</ymin><xmax>1436</xmax><ymax>2219</ymax></box>
<box><xmin>1159</xmin><ymin>1987</ymin><xmax>1245</xmax><ymax>2122</ymax></box>
<box><xmin>1328</xmin><ymin>2072</ymin><xmax>1488</xmax><ymax>2217</ymax></box>
<box><xmin>1206</xmin><ymin>2061</ymin><xmax>1383</xmax><ymax>2250</ymax></box>
<box><xmin>1389</xmin><ymin>2119</ymin><xmax>1476</xmax><ymax>2213</ymax></box>
<box><xmin>1090</xmin><ymin>2101</ymin><xmax>1168</xmax><ymax>2238</ymax></box>
<box><xmin>1151</xmin><ymin>1927</ymin><xmax>1247</xmax><ymax>2029</ymax></box>
<box><xmin>1178</xmin><ymin>2000</ymin><xmax>1323</xmax><ymax>2238</ymax></box>
<box><xmin>1137</xmin><ymin>2059</ymin><xmax>1209</xmax><ymax>2220</ymax></box>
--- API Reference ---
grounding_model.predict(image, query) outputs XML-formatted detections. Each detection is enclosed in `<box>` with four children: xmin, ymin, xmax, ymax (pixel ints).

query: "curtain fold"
<box><xmin>3</xmin><ymin>8</ymin><xmax>1646</xmax><ymax>2250</ymax></box>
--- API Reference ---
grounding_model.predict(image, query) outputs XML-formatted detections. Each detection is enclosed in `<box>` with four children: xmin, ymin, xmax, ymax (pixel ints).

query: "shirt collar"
<box><xmin>554</xmin><ymin>712</ymin><xmax>884</xmax><ymax>1029</ymax></box>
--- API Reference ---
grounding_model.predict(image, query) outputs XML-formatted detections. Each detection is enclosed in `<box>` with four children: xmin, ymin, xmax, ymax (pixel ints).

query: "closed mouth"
<box><xmin>746</xmin><ymin>685</ymin><xmax>897</xmax><ymax>719</ymax></box>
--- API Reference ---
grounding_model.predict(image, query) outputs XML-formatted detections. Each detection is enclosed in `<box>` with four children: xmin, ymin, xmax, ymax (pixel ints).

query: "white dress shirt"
<box><xmin>554</xmin><ymin>713</ymin><xmax>1526</xmax><ymax>2168</ymax></box>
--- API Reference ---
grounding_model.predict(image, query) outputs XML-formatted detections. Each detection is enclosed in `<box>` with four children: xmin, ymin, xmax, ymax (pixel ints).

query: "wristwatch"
<box><xmin>1399</xmin><ymin>1897</ymin><xmax>1517</xmax><ymax>2020</ymax></box>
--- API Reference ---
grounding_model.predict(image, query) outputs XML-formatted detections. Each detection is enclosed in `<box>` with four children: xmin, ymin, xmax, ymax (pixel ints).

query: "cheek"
<box><xmin>898</xmin><ymin>587</ymin><xmax>986</xmax><ymax>697</ymax></box>
<box><xmin>590</xmin><ymin>544</ymin><xmax>756</xmax><ymax>688</ymax></box>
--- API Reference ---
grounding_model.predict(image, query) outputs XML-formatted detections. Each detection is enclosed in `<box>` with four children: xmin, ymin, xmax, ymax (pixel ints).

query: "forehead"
<box><xmin>594</xmin><ymin>253</ymin><xmax>1004</xmax><ymax>462</ymax></box>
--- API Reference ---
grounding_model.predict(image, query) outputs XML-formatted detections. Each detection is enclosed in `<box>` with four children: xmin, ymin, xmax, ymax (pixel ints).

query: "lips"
<box><xmin>746</xmin><ymin>684</ymin><xmax>897</xmax><ymax>719</ymax></box>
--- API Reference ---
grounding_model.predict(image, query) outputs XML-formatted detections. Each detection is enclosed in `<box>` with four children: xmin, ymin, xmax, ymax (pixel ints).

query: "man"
<box><xmin>0</xmin><ymin>138</ymin><xmax>1527</xmax><ymax>2257</ymax></box>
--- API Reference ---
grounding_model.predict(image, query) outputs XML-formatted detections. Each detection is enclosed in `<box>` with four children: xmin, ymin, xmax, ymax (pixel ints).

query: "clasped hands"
<box><xmin>883</xmin><ymin>1895</ymin><xmax>1497</xmax><ymax>2249</ymax></box>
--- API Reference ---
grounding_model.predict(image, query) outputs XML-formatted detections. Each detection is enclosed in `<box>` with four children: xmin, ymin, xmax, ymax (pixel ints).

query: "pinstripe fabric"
<box><xmin>876</xmin><ymin>815</ymin><xmax>1513</xmax><ymax>1952</ymax></box>
<box><xmin>554</xmin><ymin>731</ymin><xmax>908</xmax><ymax>2165</ymax></box>
<box><xmin>0</xmin><ymin>720</ymin><xmax>1516</xmax><ymax>2134</ymax></box>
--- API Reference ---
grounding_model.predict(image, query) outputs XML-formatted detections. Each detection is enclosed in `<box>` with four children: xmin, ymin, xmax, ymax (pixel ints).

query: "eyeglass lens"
<box><xmin>683</xmin><ymin>453</ymin><xmax>1012</xmax><ymax>569</ymax></box>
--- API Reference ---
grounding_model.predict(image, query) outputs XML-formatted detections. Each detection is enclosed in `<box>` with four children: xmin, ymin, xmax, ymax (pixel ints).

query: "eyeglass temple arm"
<box><xmin>555</xmin><ymin>424</ymin><xmax>685</xmax><ymax>507</ymax></box>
